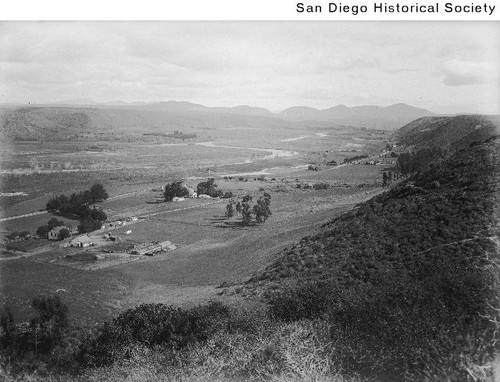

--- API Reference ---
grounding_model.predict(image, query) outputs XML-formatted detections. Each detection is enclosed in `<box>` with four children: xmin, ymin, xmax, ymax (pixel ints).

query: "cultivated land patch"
<box><xmin>0</xmin><ymin>123</ymin><xmax>387</xmax><ymax>325</ymax></box>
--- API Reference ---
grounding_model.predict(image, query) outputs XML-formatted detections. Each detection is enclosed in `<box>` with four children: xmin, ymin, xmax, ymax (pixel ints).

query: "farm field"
<box><xmin>0</xmin><ymin>122</ymin><xmax>388</xmax><ymax>325</ymax></box>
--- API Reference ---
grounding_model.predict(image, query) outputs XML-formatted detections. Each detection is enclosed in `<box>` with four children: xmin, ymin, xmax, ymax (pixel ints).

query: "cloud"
<box><xmin>0</xmin><ymin>22</ymin><xmax>498</xmax><ymax>114</ymax></box>
<box><xmin>441</xmin><ymin>59</ymin><xmax>498</xmax><ymax>86</ymax></box>
<box><xmin>383</xmin><ymin>68</ymin><xmax>419</xmax><ymax>75</ymax></box>
<box><xmin>316</xmin><ymin>57</ymin><xmax>381</xmax><ymax>73</ymax></box>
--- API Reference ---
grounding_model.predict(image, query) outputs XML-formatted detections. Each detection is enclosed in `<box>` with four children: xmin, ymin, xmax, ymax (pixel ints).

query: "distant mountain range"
<box><xmin>0</xmin><ymin>100</ymin><xmax>436</xmax><ymax>130</ymax></box>
<box><xmin>278</xmin><ymin>103</ymin><xmax>435</xmax><ymax>129</ymax></box>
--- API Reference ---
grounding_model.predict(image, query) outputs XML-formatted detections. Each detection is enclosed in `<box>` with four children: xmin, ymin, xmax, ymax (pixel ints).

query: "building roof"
<box><xmin>70</xmin><ymin>235</ymin><xmax>93</xmax><ymax>244</ymax></box>
<box><xmin>49</xmin><ymin>226</ymin><xmax>68</xmax><ymax>234</ymax></box>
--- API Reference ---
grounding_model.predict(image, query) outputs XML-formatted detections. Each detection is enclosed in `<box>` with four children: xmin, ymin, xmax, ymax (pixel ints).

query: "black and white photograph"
<box><xmin>0</xmin><ymin>19</ymin><xmax>499</xmax><ymax>381</ymax></box>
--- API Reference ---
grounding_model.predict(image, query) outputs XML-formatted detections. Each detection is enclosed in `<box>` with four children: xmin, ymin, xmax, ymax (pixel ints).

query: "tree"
<box><xmin>164</xmin><ymin>181</ymin><xmax>189</xmax><ymax>202</ymax></box>
<box><xmin>241</xmin><ymin>203</ymin><xmax>253</xmax><ymax>225</ymax></box>
<box><xmin>241</xmin><ymin>195</ymin><xmax>253</xmax><ymax>225</ymax></box>
<box><xmin>47</xmin><ymin>217</ymin><xmax>65</xmax><ymax>230</ymax></box>
<box><xmin>235</xmin><ymin>202</ymin><xmax>242</xmax><ymax>215</ymax></box>
<box><xmin>59</xmin><ymin>228</ymin><xmax>70</xmax><ymax>240</ymax></box>
<box><xmin>253</xmin><ymin>193</ymin><xmax>272</xmax><ymax>223</ymax></box>
<box><xmin>89</xmin><ymin>183</ymin><xmax>109</xmax><ymax>203</ymax></box>
<box><xmin>225</xmin><ymin>202</ymin><xmax>234</xmax><ymax>218</ymax></box>
<box><xmin>78</xmin><ymin>219</ymin><xmax>103</xmax><ymax>234</ymax></box>
<box><xmin>36</xmin><ymin>225</ymin><xmax>50</xmax><ymax>238</ymax></box>
<box><xmin>90</xmin><ymin>207</ymin><xmax>107</xmax><ymax>222</ymax></box>
<box><xmin>0</xmin><ymin>308</ymin><xmax>16</xmax><ymax>352</ymax></box>
<box><xmin>197</xmin><ymin>178</ymin><xmax>222</xmax><ymax>198</ymax></box>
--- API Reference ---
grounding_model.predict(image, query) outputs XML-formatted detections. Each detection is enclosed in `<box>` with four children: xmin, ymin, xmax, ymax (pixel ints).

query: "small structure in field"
<box><xmin>172</xmin><ymin>197</ymin><xmax>185</xmax><ymax>202</ymax></box>
<box><xmin>103</xmin><ymin>232</ymin><xmax>120</xmax><ymax>241</ymax></box>
<box><xmin>198</xmin><ymin>194</ymin><xmax>211</xmax><ymax>199</ymax></box>
<box><xmin>130</xmin><ymin>241</ymin><xmax>176</xmax><ymax>256</ymax></box>
<box><xmin>70</xmin><ymin>235</ymin><xmax>94</xmax><ymax>248</ymax></box>
<box><xmin>48</xmin><ymin>226</ymin><xmax>69</xmax><ymax>241</ymax></box>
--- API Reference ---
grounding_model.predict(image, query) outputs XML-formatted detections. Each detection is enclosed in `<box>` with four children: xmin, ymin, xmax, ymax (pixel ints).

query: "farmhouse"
<box><xmin>183</xmin><ymin>186</ymin><xmax>197</xmax><ymax>198</ymax></box>
<box><xmin>70</xmin><ymin>235</ymin><xmax>94</xmax><ymax>248</ymax></box>
<box><xmin>48</xmin><ymin>226</ymin><xmax>69</xmax><ymax>241</ymax></box>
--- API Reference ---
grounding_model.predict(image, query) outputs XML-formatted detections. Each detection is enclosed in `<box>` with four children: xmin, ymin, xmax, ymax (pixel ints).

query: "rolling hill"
<box><xmin>0</xmin><ymin>101</ymin><xmax>437</xmax><ymax>141</ymax></box>
<box><xmin>0</xmin><ymin>106</ymin><xmax>294</xmax><ymax>142</ymax></box>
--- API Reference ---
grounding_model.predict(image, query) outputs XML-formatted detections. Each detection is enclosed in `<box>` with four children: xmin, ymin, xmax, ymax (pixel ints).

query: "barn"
<box><xmin>70</xmin><ymin>235</ymin><xmax>94</xmax><ymax>248</ymax></box>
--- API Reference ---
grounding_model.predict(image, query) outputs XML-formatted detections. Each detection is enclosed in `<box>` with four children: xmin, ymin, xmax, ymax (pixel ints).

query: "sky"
<box><xmin>0</xmin><ymin>21</ymin><xmax>499</xmax><ymax>114</ymax></box>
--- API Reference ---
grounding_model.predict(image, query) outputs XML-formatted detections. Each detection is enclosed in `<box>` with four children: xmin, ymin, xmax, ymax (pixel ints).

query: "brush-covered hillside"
<box><xmin>246</xmin><ymin>136</ymin><xmax>499</xmax><ymax>289</ymax></box>
<box><xmin>392</xmin><ymin>114</ymin><xmax>500</xmax><ymax>150</ymax></box>
<box><xmin>241</xmin><ymin>135</ymin><xmax>500</xmax><ymax>380</ymax></box>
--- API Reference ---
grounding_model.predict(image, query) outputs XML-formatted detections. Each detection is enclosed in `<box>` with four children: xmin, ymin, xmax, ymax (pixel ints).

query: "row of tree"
<box><xmin>225</xmin><ymin>193</ymin><xmax>272</xmax><ymax>225</ymax></box>
<box><xmin>46</xmin><ymin>183</ymin><xmax>108</xmax><ymax>217</ymax></box>
<box><xmin>163</xmin><ymin>179</ymin><xmax>232</xmax><ymax>201</ymax></box>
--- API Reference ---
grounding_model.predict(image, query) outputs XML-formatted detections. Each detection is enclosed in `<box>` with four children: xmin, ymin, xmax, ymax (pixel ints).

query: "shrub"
<box><xmin>5</xmin><ymin>232</ymin><xmax>19</xmax><ymax>240</ymax></box>
<box><xmin>313</xmin><ymin>183</ymin><xmax>329</xmax><ymax>190</ymax></box>
<box><xmin>18</xmin><ymin>231</ymin><xmax>31</xmax><ymax>239</ymax></box>
<box><xmin>29</xmin><ymin>295</ymin><xmax>69</xmax><ymax>355</ymax></box>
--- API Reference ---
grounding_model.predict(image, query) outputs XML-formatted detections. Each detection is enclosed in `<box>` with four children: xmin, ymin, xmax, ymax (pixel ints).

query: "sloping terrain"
<box><xmin>0</xmin><ymin>102</ymin><xmax>437</xmax><ymax>142</ymax></box>
<box><xmin>392</xmin><ymin>114</ymin><xmax>500</xmax><ymax>150</ymax></box>
<box><xmin>240</xmin><ymin>135</ymin><xmax>499</xmax><ymax>380</ymax></box>
<box><xmin>246</xmin><ymin>136</ymin><xmax>499</xmax><ymax>289</ymax></box>
<box><xmin>0</xmin><ymin>106</ymin><xmax>294</xmax><ymax>142</ymax></box>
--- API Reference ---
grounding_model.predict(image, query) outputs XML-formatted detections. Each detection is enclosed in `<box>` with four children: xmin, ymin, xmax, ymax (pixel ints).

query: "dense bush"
<box><xmin>313</xmin><ymin>182</ymin><xmax>329</xmax><ymax>190</ymax></box>
<box><xmin>197</xmin><ymin>178</ymin><xmax>223</xmax><ymax>198</ymax></box>
<box><xmin>397</xmin><ymin>147</ymin><xmax>446</xmax><ymax>175</ymax></box>
<box><xmin>269</xmin><ymin>261</ymin><xmax>498</xmax><ymax>381</ymax></box>
<box><xmin>0</xmin><ymin>295</ymin><xmax>70</xmax><ymax>359</ymax></box>
<box><xmin>76</xmin><ymin>301</ymin><xmax>232</xmax><ymax>367</ymax></box>
<box><xmin>343</xmin><ymin>154</ymin><xmax>368</xmax><ymax>164</ymax></box>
